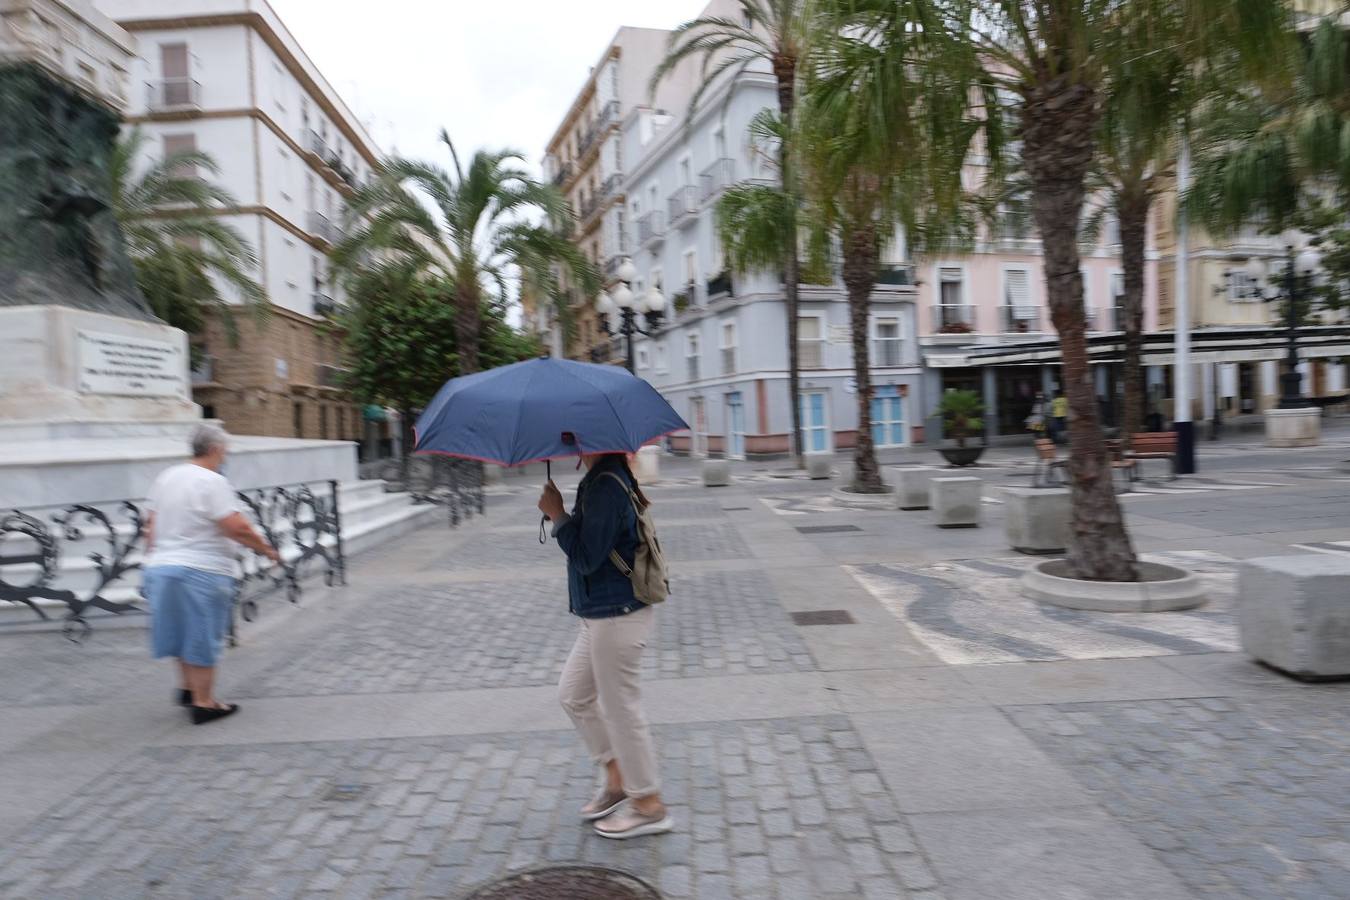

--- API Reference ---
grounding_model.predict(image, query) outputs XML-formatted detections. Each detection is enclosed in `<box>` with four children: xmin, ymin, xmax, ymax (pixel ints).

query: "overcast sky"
<box><xmin>270</xmin><ymin>0</ymin><xmax>706</xmax><ymax>172</ymax></box>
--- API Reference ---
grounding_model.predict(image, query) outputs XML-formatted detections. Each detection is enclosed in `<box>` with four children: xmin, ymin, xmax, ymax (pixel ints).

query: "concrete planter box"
<box><xmin>1265</xmin><ymin>407</ymin><xmax>1320</xmax><ymax>447</ymax></box>
<box><xmin>831</xmin><ymin>485</ymin><xmax>898</xmax><ymax>510</ymax></box>
<box><xmin>931</xmin><ymin>476</ymin><xmax>980</xmax><ymax>528</ymax></box>
<box><xmin>702</xmin><ymin>458</ymin><xmax>731</xmax><ymax>488</ymax></box>
<box><xmin>482</xmin><ymin>464</ymin><xmax>504</xmax><ymax>486</ymax></box>
<box><xmin>635</xmin><ymin>445</ymin><xmax>661</xmax><ymax>483</ymax></box>
<box><xmin>1004</xmin><ymin>487</ymin><xmax>1070</xmax><ymax>554</ymax></box>
<box><xmin>805</xmin><ymin>453</ymin><xmax>833</xmax><ymax>480</ymax></box>
<box><xmin>894</xmin><ymin>466</ymin><xmax>939</xmax><ymax>510</ymax></box>
<box><xmin>1238</xmin><ymin>554</ymin><xmax>1350</xmax><ymax>682</ymax></box>
<box><xmin>1021</xmin><ymin>560</ymin><xmax>1206</xmax><ymax>612</ymax></box>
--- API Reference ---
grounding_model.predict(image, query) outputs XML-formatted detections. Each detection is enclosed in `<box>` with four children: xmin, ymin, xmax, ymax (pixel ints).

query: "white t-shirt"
<box><xmin>145</xmin><ymin>463</ymin><xmax>242</xmax><ymax>576</ymax></box>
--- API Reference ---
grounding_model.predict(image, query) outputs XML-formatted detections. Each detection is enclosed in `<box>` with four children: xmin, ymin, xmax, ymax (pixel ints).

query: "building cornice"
<box><xmin>144</xmin><ymin>202</ymin><xmax>329</xmax><ymax>252</ymax></box>
<box><xmin>114</xmin><ymin>9</ymin><xmax>381</xmax><ymax>166</ymax></box>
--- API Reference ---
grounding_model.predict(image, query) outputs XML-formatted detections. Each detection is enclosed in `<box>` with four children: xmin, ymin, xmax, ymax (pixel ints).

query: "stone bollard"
<box><xmin>482</xmin><ymin>464</ymin><xmax>504</xmax><ymax>487</ymax></box>
<box><xmin>1238</xmin><ymin>554</ymin><xmax>1350</xmax><ymax>681</ymax></box>
<box><xmin>894</xmin><ymin>466</ymin><xmax>939</xmax><ymax>510</ymax></box>
<box><xmin>805</xmin><ymin>452</ymin><xmax>833</xmax><ymax>480</ymax></box>
<box><xmin>702</xmin><ymin>457</ymin><xmax>731</xmax><ymax>487</ymax></box>
<box><xmin>1003</xmin><ymin>487</ymin><xmax>1069</xmax><ymax>554</ymax></box>
<box><xmin>931</xmin><ymin>476</ymin><xmax>981</xmax><ymax>528</ymax></box>
<box><xmin>1264</xmin><ymin>407</ymin><xmax>1321</xmax><ymax>448</ymax></box>
<box><xmin>635</xmin><ymin>445</ymin><xmax>661</xmax><ymax>483</ymax></box>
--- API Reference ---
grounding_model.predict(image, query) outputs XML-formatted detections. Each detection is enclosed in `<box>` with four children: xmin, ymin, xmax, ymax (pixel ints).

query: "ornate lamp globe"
<box><xmin>616</xmin><ymin>257</ymin><xmax>638</xmax><ymax>284</ymax></box>
<box><xmin>595</xmin><ymin>290</ymin><xmax>616</xmax><ymax>317</ymax></box>
<box><xmin>611</xmin><ymin>282</ymin><xmax>635</xmax><ymax>310</ymax></box>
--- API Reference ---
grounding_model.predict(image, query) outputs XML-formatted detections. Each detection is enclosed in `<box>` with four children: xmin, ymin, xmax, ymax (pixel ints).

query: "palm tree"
<box><xmin>332</xmin><ymin>132</ymin><xmax>596</xmax><ymax>375</ymax></box>
<box><xmin>1186</xmin><ymin>18</ymin><xmax>1344</xmax><ymax>236</ymax></box>
<box><xmin>927</xmin><ymin>0</ymin><xmax>1289</xmax><ymax>582</ymax></box>
<box><xmin>109</xmin><ymin>129</ymin><xmax>265</xmax><ymax>344</ymax></box>
<box><xmin>653</xmin><ymin>0</ymin><xmax>815</xmax><ymax>461</ymax></box>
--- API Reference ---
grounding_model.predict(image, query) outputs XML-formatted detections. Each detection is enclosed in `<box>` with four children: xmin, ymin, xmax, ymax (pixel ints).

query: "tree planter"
<box><xmin>702</xmin><ymin>458</ymin><xmax>730</xmax><ymax>487</ymax></box>
<box><xmin>938</xmin><ymin>446</ymin><xmax>985</xmax><ymax>467</ymax></box>
<box><xmin>931</xmin><ymin>477</ymin><xmax>981</xmax><ymax>527</ymax></box>
<box><xmin>893</xmin><ymin>466</ymin><xmax>939</xmax><ymax>510</ymax></box>
<box><xmin>831</xmin><ymin>485</ymin><xmax>898</xmax><ymax>510</ymax></box>
<box><xmin>1238</xmin><ymin>554</ymin><xmax>1350</xmax><ymax>682</ymax></box>
<box><xmin>1020</xmin><ymin>560</ymin><xmax>1205</xmax><ymax>612</ymax></box>
<box><xmin>1004</xmin><ymin>487</ymin><xmax>1069</xmax><ymax>554</ymax></box>
<box><xmin>805</xmin><ymin>453</ymin><xmax>834</xmax><ymax>480</ymax></box>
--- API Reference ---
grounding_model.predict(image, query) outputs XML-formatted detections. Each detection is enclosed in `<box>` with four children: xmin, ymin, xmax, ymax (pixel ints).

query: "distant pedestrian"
<box><xmin>1025</xmin><ymin>391</ymin><xmax>1047</xmax><ymax>436</ymax></box>
<box><xmin>1050</xmin><ymin>390</ymin><xmax>1069</xmax><ymax>445</ymax></box>
<box><xmin>539</xmin><ymin>452</ymin><xmax>673</xmax><ymax>840</ymax></box>
<box><xmin>143</xmin><ymin>424</ymin><xmax>280</xmax><ymax>725</ymax></box>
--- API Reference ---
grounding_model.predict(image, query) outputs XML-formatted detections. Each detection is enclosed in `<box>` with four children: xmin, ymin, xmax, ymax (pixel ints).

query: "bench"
<box><xmin>1038</xmin><ymin>439</ymin><xmax>1137</xmax><ymax>490</ymax></box>
<box><xmin>1125</xmin><ymin>432</ymin><xmax>1177</xmax><ymax>480</ymax></box>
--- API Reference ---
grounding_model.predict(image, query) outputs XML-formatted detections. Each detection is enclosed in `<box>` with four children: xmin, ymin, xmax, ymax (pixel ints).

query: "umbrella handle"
<box><xmin>538</xmin><ymin>459</ymin><xmax>551</xmax><ymax>545</ymax></box>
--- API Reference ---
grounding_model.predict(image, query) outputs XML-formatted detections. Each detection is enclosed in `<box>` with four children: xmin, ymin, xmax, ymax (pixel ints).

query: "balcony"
<box><xmin>932</xmin><ymin>304</ymin><xmax>977</xmax><ymax>334</ymax></box>
<box><xmin>552</xmin><ymin>161</ymin><xmax>574</xmax><ymax>187</ymax></box>
<box><xmin>307</xmin><ymin>210</ymin><xmax>340</xmax><ymax>245</ymax></box>
<box><xmin>672</xmin><ymin>283</ymin><xmax>697</xmax><ymax>314</ymax></box>
<box><xmin>706</xmin><ymin>271</ymin><xmax>733</xmax><ymax>300</ymax></box>
<box><xmin>316</xmin><ymin>363</ymin><xmax>349</xmax><ymax>388</ymax></box>
<box><xmin>1084</xmin><ymin>308</ymin><xmax>1100</xmax><ymax>331</ymax></box>
<box><xmin>1111</xmin><ymin>305</ymin><xmax>1129</xmax><ymax>331</ymax></box>
<box><xmin>667</xmin><ymin>185</ymin><xmax>699</xmax><ymax>228</ymax></box>
<box><xmin>637</xmin><ymin>211</ymin><xmax>665</xmax><ymax>247</ymax></box>
<box><xmin>699</xmin><ymin>158</ymin><xmax>736</xmax><ymax>203</ymax></box>
<box><xmin>190</xmin><ymin>355</ymin><xmax>216</xmax><ymax>385</ymax></box>
<box><xmin>1001</xmin><ymin>305</ymin><xmax>1042</xmax><ymax>334</ymax></box>
<box><xmin>579</xmin><ymin>100</ymin><xmax>620</xmax><ymax>159</ymax></box>
<box><xmin>313</xmin><ymin>292</ymin><xmax>337</xmax><ymax>318</ymax></box>
<box><xmin>876</xmin><ymin>264</ymin><xmax>914</xmax><ymax>286</ymax></box>
<box><xmin>147</xmin><ymin>78</ymin><xmax>201</xmax><ymax>111</ymax></box>
<box><xmin>306</xmin><ymin>130</ymin><xmax>330</xmax><ymax>158</ymax></box>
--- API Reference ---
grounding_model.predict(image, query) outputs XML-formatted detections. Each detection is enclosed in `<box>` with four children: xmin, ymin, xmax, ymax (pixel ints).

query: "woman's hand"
<box><xmin>538</xmin><ymin>480</ymin><xmax>566</xmax><ymax>521</ymax></box>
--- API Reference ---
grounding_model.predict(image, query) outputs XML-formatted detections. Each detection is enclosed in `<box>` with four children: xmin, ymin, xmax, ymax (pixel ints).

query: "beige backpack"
<box><xmin>595</xmin><ymin>471</ymin><xmax>669</xmax><ymax>605</ymax></box>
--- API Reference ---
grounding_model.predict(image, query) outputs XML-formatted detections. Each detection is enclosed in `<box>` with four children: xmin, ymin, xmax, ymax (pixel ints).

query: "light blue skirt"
<box><xmin>145</xmin><ymin>565</ymin><xmax>237</xmax><ymax>667</ymax></box>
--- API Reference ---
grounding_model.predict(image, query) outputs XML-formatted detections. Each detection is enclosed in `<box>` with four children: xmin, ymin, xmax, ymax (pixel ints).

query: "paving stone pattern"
<box><xmin>1011</xmin><ymin>697</ymin><xmax>1350</xmax><ymax>900</ymax></box>
<box><xmin>0</xmin><ymin>627</ymin><xmax>152</xmax><ymax>708</ymax></box>
<box><xmin>0</xmin><ymin>716</ymin><xmax>941</xmax><ymax>900</ymax></box>
<box><xmin>238</xmin><ymin>569</ymin><xmax>812</xmax><ymax>698</ymax></box>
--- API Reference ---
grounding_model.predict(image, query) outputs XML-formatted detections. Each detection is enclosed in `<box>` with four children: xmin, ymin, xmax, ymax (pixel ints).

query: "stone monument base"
<box><xmin>1265</xmin><ymin>406</ymin><xmax>1320</xmax><ymax>448</ymax></box>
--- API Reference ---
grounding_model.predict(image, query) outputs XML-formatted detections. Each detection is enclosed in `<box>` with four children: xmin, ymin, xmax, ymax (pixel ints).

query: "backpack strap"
<box><xmin>594</xmin><ymin>471</ymin><xmax>639</xmax><ymax>577</ymax></box>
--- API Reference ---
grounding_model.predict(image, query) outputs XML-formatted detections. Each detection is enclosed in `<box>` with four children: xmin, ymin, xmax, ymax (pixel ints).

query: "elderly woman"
<box><xmin>143</xmin><ymin>424</ymin><xmax>280</xmax><ymax>724</ymax></box>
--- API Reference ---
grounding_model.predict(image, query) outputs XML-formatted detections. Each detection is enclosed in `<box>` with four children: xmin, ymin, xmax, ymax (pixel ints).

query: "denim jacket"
<box><xmin>553</xmin><ymin>457</ymin><xmax>643</xmax><ymax>619</ymax></box>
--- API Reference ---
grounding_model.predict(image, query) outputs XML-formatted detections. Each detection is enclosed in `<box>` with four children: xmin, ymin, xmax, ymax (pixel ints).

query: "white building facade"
<box><xmin>619</xmin><ymin>66</ymin><xmax>923</xmax><ymax>459</ymax></box>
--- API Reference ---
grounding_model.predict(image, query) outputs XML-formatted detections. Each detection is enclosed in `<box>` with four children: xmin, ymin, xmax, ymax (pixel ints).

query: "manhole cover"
<box><xmin>792</xmin><ymin>609</ymin><xmax>857</xmax><ymax>626</ymax></box>
<box><xmin>795</xmin><ymin>524</ymin><xmax>862</xmax><ymax>534</ymax></box>
<box><xmin>322</xmin><ymin>784</ymin><xmax>369</xmax><ymax>802</ymax></box>
<box><xmin>463</xmin><ymin>866</ymin><xmax>661</xmax><ymax>900</ymax></box>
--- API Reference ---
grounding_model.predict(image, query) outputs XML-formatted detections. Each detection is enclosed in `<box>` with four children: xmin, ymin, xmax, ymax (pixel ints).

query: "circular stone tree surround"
<box><xmin>1020</xmin><ymin>560</ymin><xmax>1206</xmax><ymax>612</ymax></box>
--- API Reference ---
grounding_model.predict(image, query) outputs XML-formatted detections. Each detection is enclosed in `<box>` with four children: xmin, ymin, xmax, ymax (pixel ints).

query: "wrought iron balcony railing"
<box><xmin>146</xmin><ymin>78</ymin><xmax>201</xmax><ymax>111</ymax></box>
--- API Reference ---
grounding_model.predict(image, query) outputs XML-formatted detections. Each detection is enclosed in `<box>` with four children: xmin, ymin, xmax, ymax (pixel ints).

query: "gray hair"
<box><xmin>190</xmin><ymin>423</ymin><xmax>229</xmax><ymax>458</ymax></box>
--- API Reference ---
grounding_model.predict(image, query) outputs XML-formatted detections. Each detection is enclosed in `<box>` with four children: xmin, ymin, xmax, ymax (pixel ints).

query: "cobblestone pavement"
<box><xmin>235</xmin><ymin>569</ymin><xmax>812</xmax><ymax>698</ymax></box>
<box><xmin>1011</xmin><ymin>696</ymin><xmax>1350</xmax><ymax>900</ymax></box>
<box><xmin>0</xmin><ymin>716</ymin><xmax>939</xmax><ymax>900</ymax></box>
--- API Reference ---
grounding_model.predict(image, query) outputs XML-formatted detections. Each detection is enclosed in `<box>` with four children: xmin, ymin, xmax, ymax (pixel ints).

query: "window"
<box><xmin>720</xmin><ymin>320</ymin><xmax>737</xmax><ymax>375</ymax></box>
<box><xmin>162</xmin><ymin>133</ymin><xmax>197</xmax><ymax>177</ymax></box>
<box><xmin>799</xmin><ymin>391</ymin><xmax>831</xmax><ymax>453</ymax></box>
<box><xmin>713</xmin><ymin>126</ymin><xmax>726</xmax><ymax>160</ymax></box>
<box><xmin>798</xmin><ymin>316</ymin><xmax>824</xmax><ymax>368</ymax></box>
<box><xmin>872</xmin><ymin>317</ymin><xmax>902</xmax><ymax>367</ymax></box>
<box><xmin>871</xmin><ymin>385</ymin><xmax>906</xmax><ymax>448</ymax></box>
<box><xmin>655</xmin><ymin>342</ymin><xmax>668</xmax><ymax>373</ymax></box>
<box><xmin>690</xmin><ymin>396</ymin><xmax>708</xmax><ymax>457</ymax></box>
<box><xmin>1111</xmin><ymin>271</ymin><xmax>1126</xmax><ymax>330</ymax></box>
<box><xmin>686</xmin><ymin>332</ymin><xmax>701</xmax><ymax>382</ymax></box>
<box><xmin>637</xmin><ymin>344</ymin><xmax>651</xmax><ymax>369</ymax></box>
<box><xmin>293</xmin><ymin>402</ymin><xmax>304</xmax><ymax>438</ymax></box>
<box><xmin>938</xmin><ymin>266</ymin><xmax>964</xmax><ymax>307</ymax></box>
<box><xmin>159</xmin><ymin>43</ymin><xmax>192</xmax><ymax>106</ymax></box>
<box><xmin>1003</xmin><ymin>268</ymin><xmax>1036</xmax><ymax>331</ymax></box>
<box><xmin>1227</xmin><ymin>270</ymin><xmax>1260</xmax><ymax>302</ymax></box>
<box><xmin>683</xmin><ymin>250</ymin><xmax>699</xmax><ymax>303</ymax></box>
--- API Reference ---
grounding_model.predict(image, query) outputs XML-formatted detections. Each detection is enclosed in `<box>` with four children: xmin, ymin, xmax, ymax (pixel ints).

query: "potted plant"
<box><xmin>937</xmin><ymin>389</ymin><xmax>986</xmax><ymax>467</ymax></box>
<box><xmin>939</xmin><ymin>320</ymin><xmax>974</xmax><ymax>335</ymax></box>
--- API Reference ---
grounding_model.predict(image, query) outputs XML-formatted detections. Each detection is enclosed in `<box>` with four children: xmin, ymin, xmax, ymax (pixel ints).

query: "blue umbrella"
<box><xmin>414</xmin><ymin>357</ymin><xmax>688</xmax><ymax>466</ymax></box>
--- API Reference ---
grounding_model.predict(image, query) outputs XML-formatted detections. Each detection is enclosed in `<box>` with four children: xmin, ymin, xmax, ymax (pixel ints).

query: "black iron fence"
<box><xmin>0</xmin><ymin>480</ymin><xmax>346</xmax><ymax>644</ymax></box>
<box><xmin>361</xmin><ymin>456</ymin><xmax>487</xmax><ymax>527</ymax></box>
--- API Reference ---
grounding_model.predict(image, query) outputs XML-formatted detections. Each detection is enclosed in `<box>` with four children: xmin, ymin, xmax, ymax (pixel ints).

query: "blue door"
<box><xmin>871</xmin><ymin>385</ymin><xmax>906</xmax><ymax>447</ymax></box>
<box><xmin>799</xmin><ymin>391</ymin><xmax>830</xmax><ymax>453</ymax></box>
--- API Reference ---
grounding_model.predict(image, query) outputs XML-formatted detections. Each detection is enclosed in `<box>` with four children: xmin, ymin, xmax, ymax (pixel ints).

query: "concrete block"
<box><xmin>1003</xmin><ymin>487</ymin><xmax>1069</xmax><ymax>554</ymax></box>
<box><xmin>702</xmin><ymin>458</ymin><xmax>731</xmax><ymax>488</ymax></box>
<box><xmin>635</xmin><ymin>445</ymin><xmax>661</xmax><ymax>483</ymax></box>
<box><xmin>931</xmin><ymin>477</ymin><xmax>980</xmax><ymax>528</ymax></box>
<box><xmin>1238</xmin><ymin>554</ymin><xmax>1350</xmax><ymax>681</ymax></box>
<box><xmin>805</xmin><ymin>453</ymin><xmax>833</xmax><ymax>480</ymax></box>
<box><xmin>894</xmin><ymin>466</ymin><xmax>939</xmax><ymax>510</ymax></box>
<box><xmin>482</xmin><ymin>464</ymin><xmax>504</xmax><ymax>486</ymax></box>
<box><xmin>1264</xmin><ymin>407</ymin><xmax>1320</xmax><ymax>448</ymax></box>
<box><xmin>831</xmin><ymin>485</ymin><xmax>898</xmax><ymax>510</ymax></box>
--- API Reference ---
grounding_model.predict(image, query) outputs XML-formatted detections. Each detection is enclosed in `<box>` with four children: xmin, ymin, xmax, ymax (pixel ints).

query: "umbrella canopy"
<box><xmin>414</xmin><ymin>358</ymin><xmax>688</xmax><ymax>466</ymax></box>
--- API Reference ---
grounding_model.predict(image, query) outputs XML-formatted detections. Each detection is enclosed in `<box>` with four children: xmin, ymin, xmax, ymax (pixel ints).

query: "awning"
<box><xmin>923</xmin><ymin>325</ymin><xmax>1350</xmax><ymax>369</ymax></box>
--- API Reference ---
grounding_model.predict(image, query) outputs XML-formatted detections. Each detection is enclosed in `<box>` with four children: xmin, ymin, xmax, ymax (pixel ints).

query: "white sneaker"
<box><xmin>593</xmin><ymin>802</ymin><xmax>674</xmax><ymax>839</ymax></box>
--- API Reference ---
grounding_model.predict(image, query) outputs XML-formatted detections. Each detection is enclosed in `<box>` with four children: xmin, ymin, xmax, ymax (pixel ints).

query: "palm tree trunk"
<box><xmin>456</xmin><ymin>282</ymin><xmax>481</xmax><ymax>375</ymax></box>
<box><xmin>1023</xmin><ymin>71</ymin><xmax>1138</xmax><ymax>582</ymax></box>
<box><xmin>775</xmin><ymin>57</ymin><xmax>804</xmax><ymax>465</ymax></box>
<box><xmin>843</xmin><ymin>225</ymin><xmax>883</xmax><ymax>493</ymax></box>
<box><xmin>1117</xmin><ymin>189</ymin><xmax>1149</xmax><ymax>448</ymax></box>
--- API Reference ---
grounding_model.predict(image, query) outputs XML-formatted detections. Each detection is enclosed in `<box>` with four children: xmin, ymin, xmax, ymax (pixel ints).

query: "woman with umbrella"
<box><xmin>416</xmin><ymin>358</ymin><xmax>685</xmax><ymax>839</ymax></box>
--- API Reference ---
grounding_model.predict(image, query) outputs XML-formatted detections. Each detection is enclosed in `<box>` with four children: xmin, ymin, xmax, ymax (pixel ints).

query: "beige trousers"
<box><xmin>558</xmin><ymin>605</ymin><xmax>660</xmax><ymax>797</ymax></box>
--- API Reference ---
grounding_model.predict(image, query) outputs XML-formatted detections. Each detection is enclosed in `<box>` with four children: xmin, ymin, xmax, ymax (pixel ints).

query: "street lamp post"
<box><xmin>1225</xmin><ymin>245</ymin><xmax>1321</xmax><ymax>410</ymax></box>
<box><xmin>596</xmin><ymin>257</ymin><xmax>668</xmax><ymax>374</ymax></box>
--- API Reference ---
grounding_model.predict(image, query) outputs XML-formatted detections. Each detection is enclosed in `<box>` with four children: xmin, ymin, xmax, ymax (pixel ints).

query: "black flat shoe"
<box><xmin>190</xmin><ymin>703</ymin><xmax>240</xmax><ymax>725</ymax></box>
<box><xmin>177</xmin><ymin>689</ymin><xmax>193</xmax><ymax>707</ymax></box>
